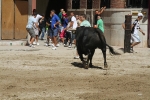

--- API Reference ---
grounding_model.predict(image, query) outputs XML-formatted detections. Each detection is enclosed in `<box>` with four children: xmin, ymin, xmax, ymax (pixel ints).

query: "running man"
<box><xmin>130</xmin><ymin>13</ymin><xmax>145</xmax><ymax>52</ymax></box>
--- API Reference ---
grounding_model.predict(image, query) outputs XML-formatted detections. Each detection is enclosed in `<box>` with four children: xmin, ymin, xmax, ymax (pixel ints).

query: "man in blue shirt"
<box><xmin>50</xmin><ymin>10</ymin><xmax>60</xmax><ymax>50</ymax></box>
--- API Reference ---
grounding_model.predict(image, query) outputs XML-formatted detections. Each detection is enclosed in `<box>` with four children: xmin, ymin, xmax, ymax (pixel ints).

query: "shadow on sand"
<box><xmin>71</xmin><ymin>62</ymin><xmax>103</xmax><ymax>70</ymax></box>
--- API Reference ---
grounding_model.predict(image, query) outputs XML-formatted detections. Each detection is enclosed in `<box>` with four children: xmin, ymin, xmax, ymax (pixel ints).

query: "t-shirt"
<box><xmin>51</xmin><ymin>14</ymin><xmax>60</xmax><ymax>29</ymax></box>
<box><xmin>71</xmin><ymin>16</ymin><xmax>77</xmax><ymax>29</ymax></box>
<box><xmin>97</xmin><ymin>19</ymin><xmax>104</xmax><ymax>33</ymax></box>
<box><xmin>33</xmin><ymin>14</ymin><xmax>42</xmax><ymax>28</ymax></box>
<box><xmin>35</xmin><ymin>14</ymin><xmax>42</xmax><ymax>23</ymax></box>
<box><xmin>80</xmin><ymin>20</ymin><xmax>91</xmax><ymax>27</ymax></box>
<box><xmin>62</xmin><ymin>18</ymin><xmax>68</xmax><ymax>28</ymax></box>
<box><xmin>39</xmin><ymin>18</ymin><xmax>46</xmax><ymax>28</ymax></box>
<box><xmin>131</xmin><ymin>19</ymin><xmax>140</xmax><ymax>35</ymax></box>
<box><xmin>26</xmin><ymin>16</ymin><xmax>36</xmax><ymax>28</ymax></box>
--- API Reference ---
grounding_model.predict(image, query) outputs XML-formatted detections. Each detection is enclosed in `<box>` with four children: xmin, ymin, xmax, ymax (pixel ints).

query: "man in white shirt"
<box><xmin>26</xmin><ymin>12</ymin><xmax>39</xmax><ymax>48</ymax></box>
<box><xmin>32</xmin><ymin>9</ymin><xmax>42</xmax><ymax>45</ymax></box>
<box><xmin>64</xmin><ymin>12</ymin><xmax>77</xmax><ymax>48</ymax></box>
<box><xmin>130</xmin><ymin>13</ymin><xmax>145</xmax><ymax>52</ymax></box>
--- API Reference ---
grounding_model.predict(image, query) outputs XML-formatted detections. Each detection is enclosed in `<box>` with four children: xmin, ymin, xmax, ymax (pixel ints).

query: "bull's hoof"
<box><xmin>83</xmin><ymin>61</ymin><xmax>89</xmax><ymax>69</ymax></box>
<box><xmin>104</xmin><ymin>64</ymin><xmax>108</xmax><ymax>69</ymax></box>
<box><xmin>89</xmin><ymin>63</ymin><xmax>93</xmax><ymax>68</ymax></box>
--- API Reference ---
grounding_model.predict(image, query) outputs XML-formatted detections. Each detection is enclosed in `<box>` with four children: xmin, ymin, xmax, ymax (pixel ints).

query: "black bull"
<box><xmin>75</xmin><ymin>27</ymin><xmax>120</xmax><ymax>69</ymax></box>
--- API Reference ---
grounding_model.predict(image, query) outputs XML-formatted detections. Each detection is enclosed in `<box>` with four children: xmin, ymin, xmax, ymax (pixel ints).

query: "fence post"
<box><xmin>84</xmin><ymin>9</ymin><xmax>86</xmax><ymax>15</ymax></box>
<box><xmin>124</xmin><ymin>15</ymin><xmax>132</xmax><ymax>53</ymax></box>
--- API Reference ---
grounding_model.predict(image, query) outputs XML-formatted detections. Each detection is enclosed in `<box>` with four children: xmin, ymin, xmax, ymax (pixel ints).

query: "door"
<box><xmin>14</xmin><ymin>0</ymin><xmax>28</xmax><ymax>39</ymax></box>
<box><xmin>1</xmin><ymin>0</ymin><xmax>28</xmax><ymax>40</ymax></box>
<box><xmin>2</xmin><ymin>0</ymin><xmax>14</xmax><ymax>39</ymax></box>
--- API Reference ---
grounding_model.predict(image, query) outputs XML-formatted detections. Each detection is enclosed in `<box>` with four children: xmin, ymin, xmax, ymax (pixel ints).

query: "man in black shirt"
<box><xmin>94</xmin><ymin>6</ymin><xmax>106</xmax><ymax>26</ymax></box>
<box><xmin>39</xmin><ymin>14</ymin><xmax>46</xmax><ymax>40</ymax></box>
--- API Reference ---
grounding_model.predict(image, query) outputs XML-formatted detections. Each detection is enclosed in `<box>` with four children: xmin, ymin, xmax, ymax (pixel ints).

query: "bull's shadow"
<box><xmin>71</xmin><ymin>62</ymin><xmax>103</xmax><ymax>70</ymax></box>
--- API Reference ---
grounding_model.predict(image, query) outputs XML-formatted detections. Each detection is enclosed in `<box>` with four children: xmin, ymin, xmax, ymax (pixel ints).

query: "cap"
<box><xmin>138</xmin><ymin>13</ymin><xmax>143</xmax><ymax>17</ymax></box>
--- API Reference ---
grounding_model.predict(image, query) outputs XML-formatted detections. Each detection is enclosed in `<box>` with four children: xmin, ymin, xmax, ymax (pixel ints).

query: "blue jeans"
<box><xmin>40</xmin><ymin>27</ymin><xmax>45</xmax><ymax>39</ymax></box>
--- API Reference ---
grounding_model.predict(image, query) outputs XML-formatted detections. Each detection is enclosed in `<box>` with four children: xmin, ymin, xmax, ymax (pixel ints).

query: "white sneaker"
<box><xmin>29</xmin><ymin>44</ymin><xmax>35</xmax><ymax>48</ymax></box>
<box><xmin>68</xmin><ymin>45</ymin><xmax>72</xmax><ymax>48</ymax></box>
<box><xmin>52</xmin><ymin>47</ymin><xmax>57</xmax><ymax>50</ymax></box>
<box><xmin>37</xmin><ymin>43</ymin><xmax>39</xmax><ymax>46</ymax></box>
<box><xmin>45</xmin><ymin>43</ymin><xmax>50</xmax><ymax>47</ymax></box>
<box><xmin>74</xmin><ymin>56</ymin><xmax>79</xmax><ymax>59</ymax></box>
<box><xmin>51</xmin><ymin>44</ymin><xmax>54</xmax><ymax>47</ymax></box>
<box><xmin>56</xmin><ymin>44</ymin><xmax>60</xmax><ymax>47</ymax></box>
<box><xmin>31</xmin><ymin>45</ymin><xmax>35</xmax><ymax>48</ymax></box>
<box><xmin>33</xmin><ymin>42</ymin><xmax>36</xmax><ymax>45</ymax></box>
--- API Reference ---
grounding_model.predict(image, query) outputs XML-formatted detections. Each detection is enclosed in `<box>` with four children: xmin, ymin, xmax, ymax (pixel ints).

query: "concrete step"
<box><xmin>0</xmin><ymin>40</ymin><xmax>27</xmax><ymax>46</ymax></box>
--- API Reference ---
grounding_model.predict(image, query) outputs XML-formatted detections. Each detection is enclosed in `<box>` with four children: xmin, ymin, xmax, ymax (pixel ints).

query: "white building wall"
<box><xmin>68</xmin><ymin>8</ymin><xmax>148</xmax><ymax>48</ymax></box>
<box><xmin>102</xmin><ymin>9</ymin><xmax>148</xmax><ymax>48</ymax></box>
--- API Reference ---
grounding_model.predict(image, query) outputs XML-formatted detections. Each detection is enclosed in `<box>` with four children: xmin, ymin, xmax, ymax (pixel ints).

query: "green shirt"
<box><xmin>58</xmin><ymin>12</ymin><xmax>62</xmax><ymax>23</ymax></box>
<box><xmin>80</xmin><ymin>20</ymin><xmax>91</xmax><ymax>27</ymax></box>
<box><xmin>97</xmin><ymin>19</ymin><xmax>104</xmax><ymax>33</ymax></box>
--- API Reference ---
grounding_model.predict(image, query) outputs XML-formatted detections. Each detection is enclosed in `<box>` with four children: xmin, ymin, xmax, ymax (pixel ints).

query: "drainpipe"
<box><xmin>148</xmin><ymin>0</ymin><xmax>150</xmax><ymax>47</ymax></box>
<box><xmin>0</xmin><ymin>0</ymin><xmax>1</xmax><ymax>40</ymax></box>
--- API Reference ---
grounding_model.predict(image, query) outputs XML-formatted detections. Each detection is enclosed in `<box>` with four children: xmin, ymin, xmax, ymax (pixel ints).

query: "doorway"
<box><xmin>45</xmin><ymin>0</ymin><xmax>67</xmax><ymax>19</ymax></box>
<box><xmin>2</xmin><ymin>0</ymin><xmax>28</xmax><ymax>40</ymax></box>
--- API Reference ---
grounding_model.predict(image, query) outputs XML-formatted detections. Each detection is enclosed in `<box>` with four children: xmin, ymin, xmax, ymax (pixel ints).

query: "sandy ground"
<box><xmin>0</xmin><ymin>42</ymin><xmax>150</xmax><ymax>100</ymax></box>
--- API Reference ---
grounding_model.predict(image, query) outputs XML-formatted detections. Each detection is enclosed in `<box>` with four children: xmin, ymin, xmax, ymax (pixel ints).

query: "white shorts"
<box><xmin>131</xmin><ymin>34</ymin><xmax>141</xmax><ymax>43</ymax></box>
<box><xmin>33</xmin><ymin>28</ymin><xmax>39</xmax><ymax>36</ymax></box>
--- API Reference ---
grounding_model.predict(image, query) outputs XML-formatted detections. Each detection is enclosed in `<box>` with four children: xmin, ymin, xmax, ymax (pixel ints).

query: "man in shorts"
<box><xmin>65</xmin><ymin>12</ymin><xmax>77</xmax><ymax>48</ymax></box>
<box><xmin>32</xmin><ymin>9</ymin><xmax>42</xmax><ymax>46</ymax></box>
<box><xmin>130</xmin><ymin>13</ymin><xmax>145</xmax><ymax>52</ymax></box>
<box><xmin>50</xmin><ymin>10</ymin><xmax>60</xmax><ymax>50</ymax></box>
<box><xmin>26</xmin><ymin>12</ymin><xmax>39</xmax><ymax>48</ymax></box>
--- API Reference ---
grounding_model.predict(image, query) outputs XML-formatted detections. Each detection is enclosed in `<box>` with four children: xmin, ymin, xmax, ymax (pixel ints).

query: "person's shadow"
<box><xmin>71</xmin><ymin>62</ymin><xmax>103</xmax><ymax>70</ymax></box>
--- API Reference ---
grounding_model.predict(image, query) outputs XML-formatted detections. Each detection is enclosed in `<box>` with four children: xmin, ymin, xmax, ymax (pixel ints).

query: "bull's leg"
<box><xmin>77</xmin><ymin>47</ymin><xmax>84</xmax><ymax>61</ymax></box>
<box><xmin>89</xmin><ymin>49</ymin><xmax>95</xmax><ymax>67</ymax></box>
<box><xmin>101</xmin><ymin>47</ymin><xmax>108</xmax><ymax>69</ymax></box>
<box><xmin>84</xmin><ymin>49</ymin><xmax>91</xmax><ymax>69</ymax></box>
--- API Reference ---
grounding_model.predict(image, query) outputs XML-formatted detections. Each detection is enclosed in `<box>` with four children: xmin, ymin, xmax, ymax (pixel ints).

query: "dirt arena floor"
<box><xmin>0</xmin><ymin>45</ymin><xmax>150</xmax><ymax>100</ymax></box>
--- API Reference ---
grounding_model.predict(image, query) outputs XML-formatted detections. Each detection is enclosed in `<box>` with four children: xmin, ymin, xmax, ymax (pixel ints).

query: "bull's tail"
<box><xmin>106</xmin><ymin>44</ymin><xmax>120</xmax><ymax>55</ymax></box>
<box><xmin>95</xmin><ymin>28</ymin><xmax>120</xmax><ymax>55</ymax></box>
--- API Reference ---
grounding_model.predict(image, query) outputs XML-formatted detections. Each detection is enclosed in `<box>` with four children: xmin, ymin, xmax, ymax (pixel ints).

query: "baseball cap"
<box><xmin>138</xmin><ymin>13</ymin><xmax>144</xmax><ymax>17</ymax></box>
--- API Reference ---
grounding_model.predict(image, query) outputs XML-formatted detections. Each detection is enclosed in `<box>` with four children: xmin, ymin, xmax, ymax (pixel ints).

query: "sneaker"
<box><xmin>31</xmin><ymin>45</ymin><xmax>35</xmax><ymax>48</ymax></box>
<box><xmin>56</xmin><ymin>44</ymin><xmax>60</xmax><ymax>47</ymax></box>
<box><xmin>74</xmin><ymin>56</ymin><xmax>79</xmax><ymax>59</ymax></box>
<box><xmin>64</xmin><ymin>44</ymin><xmax>68</xmax><ymax>47</ymax></box>
<box><xmin>68</xmin><ymin>45</ymin><xmax>72</xmax><ymax>48</ymax></box>
<box><xmin>52</xmin><ymin>47</ymin><xmax>57</xmax><ymax>50</ymax></box>
<box><xmin>29</xmin><ymin>44</ymin><xmax>35</xmax><ymax>48</ymax></box>
<box><xmin>37</xmin><ymin>43</ymin><xmax>39</xmax><ymax>46</ymax></box>
<box><xmin>33</xmin><ymin>42</ymin><xmax>36</xmax><ymax>45</ymax></box>
<box><xmin>51</xmin><ymin>44</ymin><xmax>54</xmax><ymax>47</ymax></box>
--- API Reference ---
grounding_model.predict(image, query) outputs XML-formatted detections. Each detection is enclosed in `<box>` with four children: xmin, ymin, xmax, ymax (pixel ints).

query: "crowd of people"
<box><xmin>26</xmin><ymin>8</ymin><xmax>105</xmax><ymax>49</ymax></box>
<box><xmin>26</xmin><ymin>7</ymin><xmax>145</xmax><ymax>55</ymax></box>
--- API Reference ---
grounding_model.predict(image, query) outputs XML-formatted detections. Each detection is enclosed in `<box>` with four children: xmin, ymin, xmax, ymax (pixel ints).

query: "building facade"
<box><xmin>66</xmin><ymin>0</ymin><xmax>149</xmax><ymax>48</ymax></box>
<box><xmin>0</xmin><ymin>0</ymin><xmax>150</xmax><ymax>47</ymax></box>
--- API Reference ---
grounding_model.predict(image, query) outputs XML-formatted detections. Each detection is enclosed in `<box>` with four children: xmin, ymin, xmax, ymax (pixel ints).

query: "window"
<box><xmin>100</xmin><ymin>0</ymin><xmax>110</xmax><ymax>8</ymax></box>
<box><xmin>126</xmin><ymin>0</ymin><xmax>148</xmax><ymax>8</ymax></box>
<box><xmin>87</xmin><ymin>0</ymin><xmax>92</xmax><ymax>9</ymax></box>
<box><xmin>72</xmin><ymin>0</ymin><xmax>80</xmax><ymax>9</ymax></box>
